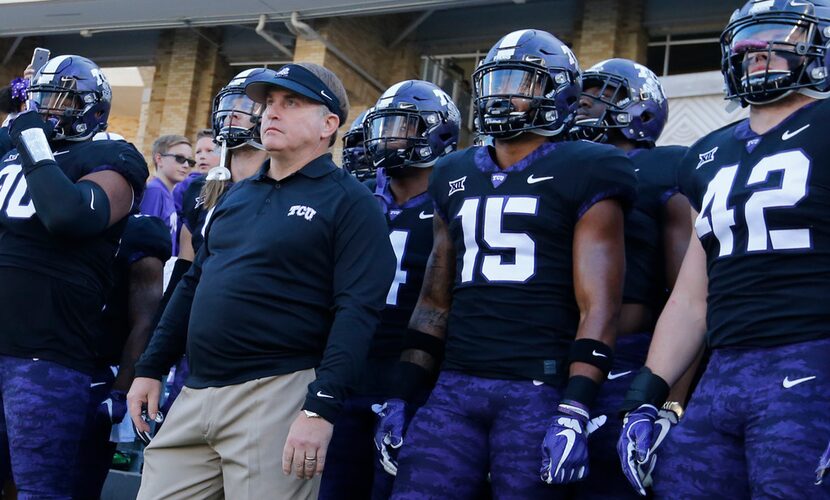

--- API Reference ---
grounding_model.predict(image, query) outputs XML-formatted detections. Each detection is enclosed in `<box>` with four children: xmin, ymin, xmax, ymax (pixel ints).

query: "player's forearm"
<box><xmin>646</xmin><ymin>228</ymin><xmax>708</xmax><ymax>387</ymax></box>
<box><xmin>114</xmin><ymin>320</ymin><xmax>154</xmax><ymax>391</ymax></box>
<box><xmin>408</xmin><ymin>215</ymin><xmax>455</xmax><ymax>338</ymax></box>
<box><xmin>571</xmin><ymin>199</ymin><xmax>626</xmax><ymax>383</ymax></box>
<box><xmin>645</xmin><ymin>290</ymin><xmax>707</xmax><ymax>387</ymax></box>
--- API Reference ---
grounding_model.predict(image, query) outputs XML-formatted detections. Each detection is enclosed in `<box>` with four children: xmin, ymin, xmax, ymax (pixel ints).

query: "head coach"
<box><xmin>128</xmin><ymin>63</ymin><xmax>395</xmax><ymax>499</ymax></box>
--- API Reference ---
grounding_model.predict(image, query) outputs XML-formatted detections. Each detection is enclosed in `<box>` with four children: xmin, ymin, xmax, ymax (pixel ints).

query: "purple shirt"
<box><xmin>140</xmin><ymin>176</ymin><xmax>178</xmax><ymax>255</ymax></box>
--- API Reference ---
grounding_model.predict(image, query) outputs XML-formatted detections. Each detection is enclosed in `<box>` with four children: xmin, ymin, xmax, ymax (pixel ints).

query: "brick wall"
<box><xmin>573</xmin><ymin>0</ymin><xmax>647</xmax><ymax>69</ymax></box>
<box><xmin>140</xmin><ymin>28</ymin><xmax>232</xmax><ymax>169</ymax></box>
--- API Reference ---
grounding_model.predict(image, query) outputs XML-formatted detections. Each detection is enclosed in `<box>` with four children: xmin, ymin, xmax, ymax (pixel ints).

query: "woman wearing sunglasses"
<box><xmin>140</xmin><ymin>134</ymin><xmax>194</xmax><ymax>254</ymax></box>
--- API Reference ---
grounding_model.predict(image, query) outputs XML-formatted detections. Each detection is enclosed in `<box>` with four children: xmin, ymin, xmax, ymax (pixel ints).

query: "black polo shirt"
<box><xmin>135</xmin><ymin>153</ymin><xmax>395</xmax><ymax>421</ymax></box>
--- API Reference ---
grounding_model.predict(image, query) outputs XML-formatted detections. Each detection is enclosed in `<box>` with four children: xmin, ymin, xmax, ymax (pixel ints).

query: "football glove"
<box><xmin>371</xmin><ymin>398</ymin><xmax>408</xmax><ymax>476</ymax></box>
<box><xmin>135</xmin><ymin>408</ymin><xmax>165</xmax><ymax>445</ymax></box>
<box><xmin>540</xmin><ymin>401</ymin><xmax>606</xmax><ymax>484</ymax></box>
<box><xmin>617</xmin><ymin>403</ymin><xmax>680</xmax><ymax>495</ymax></box>
<box><xmin>9</xmin><ymin>110</ymin><xmax>56</xmax><ymax>167</ymax></box>
<box><xmin>816</xmin><ymin>440</ymin><xmax>830</xmax><ymax>486</ymax></box>
<box><xmin>96</xmin><ymin>390</ymin><xmax>128</xmax><ymax>425</ymax></box>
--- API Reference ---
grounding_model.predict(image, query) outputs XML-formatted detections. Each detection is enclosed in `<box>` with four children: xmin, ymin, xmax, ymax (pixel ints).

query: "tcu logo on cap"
<box><xmin>288</xmin><ymin>205</ymin><xmax>317</xmax><ymax>221</ymax></box>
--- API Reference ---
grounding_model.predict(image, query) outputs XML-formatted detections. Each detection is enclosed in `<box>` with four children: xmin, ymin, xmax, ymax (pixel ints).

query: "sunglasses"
<box><xmin>160</xmin><ymin>153</ymin><xmax>196</xmax><ymax>167</ymax></box>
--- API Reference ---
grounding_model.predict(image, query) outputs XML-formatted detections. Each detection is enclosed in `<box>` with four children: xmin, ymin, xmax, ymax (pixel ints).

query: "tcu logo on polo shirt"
<box><xmin>287</xmin><ymin>205</ymin><xmax>317</xmax><ymax>221</ymax></box>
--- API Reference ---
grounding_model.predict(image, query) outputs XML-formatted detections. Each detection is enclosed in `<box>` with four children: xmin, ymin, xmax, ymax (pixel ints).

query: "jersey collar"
<box><xmin>473</xmin><ymin>142</ymin><xmax>559</xmax><ymax>174</ymax></box>
<box><xmin>374</xmin><ymin>168</ymin><xmax>430</xmax><ymax>213</ymax></box>
<box><xmin>253</xmin><ymin>153</ymin><xmax>336</xmax><ymax>181</ymax></box>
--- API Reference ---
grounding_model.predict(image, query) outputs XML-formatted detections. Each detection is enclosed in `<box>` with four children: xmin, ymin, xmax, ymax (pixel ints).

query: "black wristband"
<box><xmin>562</xmin><ymin>375</ymin><xmax>601</xmax><ymax>408</ymax></box>
<box><xmin>391</xmin><ymin>361</ymin><xmax>432</xmax><ymax>402</ymax></box>
<box><xmin>403</xmin><ymin>328</ymin><xmax>445</xmax><ymax>362</ymax></box>
<box><xmin>568</xmin><ymin>338</ymin><xmax>614</xmax><ymax>375</ymax></box>
<box><xmin>619</xmin><ymin>367</ymin><xmax>670</xmax><ymax>414</ymax></box>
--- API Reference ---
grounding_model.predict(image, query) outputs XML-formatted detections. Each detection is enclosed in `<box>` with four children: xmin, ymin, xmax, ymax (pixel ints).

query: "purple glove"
<box><xmin>97</xmin><ymin>390</ymin><xmax>128</xmax><ymax>425</ymax></box>
<box><xmin>541</xmin><ymin>401</ymin><xmax>605</xmax><ymax>484</ymax></box>
<box><xmin>617</xmin><ymin>404</ymin><xmax>660</xmax><ymax>496</ymax></box>
<box><xmin>816</xmin><ymin>440</ymin><xmax>830</xmax><ymax>486</ymax></box>
<box><xmin>371</xmin><ymin>398</ymin><xmax>408</xmax><ymax>476</ymax></box>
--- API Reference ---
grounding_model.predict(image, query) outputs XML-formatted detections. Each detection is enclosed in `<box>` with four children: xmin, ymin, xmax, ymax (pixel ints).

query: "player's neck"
<box><xmin>493</xmin><ymin>134</ymin><xmax>548</xmax><ymax>169</ymax></box>
<box><xmin>749</xmin><ymin>93</ymin><xmax>816</xmax><ymax>135</ymax></box>
<box><xmin>230</xmin><ymin>148</ymin><xmax>268</xmax><ymax>182</ymax></box>
<box><xmin>389</xmin><ymin>168</ymin><xmax>430</xmax><ymax>205</ymax></box>
<box><xmin>608</xmin><ymin>136</ymin><xmax>637</xmax><ymax>153</ymax></box>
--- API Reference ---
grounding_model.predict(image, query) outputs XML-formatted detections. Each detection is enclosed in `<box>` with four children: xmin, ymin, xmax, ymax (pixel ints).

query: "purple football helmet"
<box><xmin>212</xmin><ymin>68</ymin><xmax>270</xmax><ymax>149</ymax></box>
<box><xmin>574</xmin><ymin>58</ymin><xmax>669</xmax><ymax>146</ymax></box>
<box><xmin>721</xmin><ymin>0</ymin><xmax>830</xmax><ymax>106</ymax></box>
<box><xmin>364</xmin><ymin>80</ymin><xmax>460</xmax><ymax>172</ymax></box>
<box><xmin>472</xmin><ymin>29</ymin><xmax>581</xmax><ymax>139</ymax></box>
<box><xmin>342</xmin><ymin>108</ymin><xmax>374</xmax><ymax>181</ymax></box>
<box><xmin>27</xmin><ymin>55</ymin><xmax>111</xmax><ymax>141</ymax></box>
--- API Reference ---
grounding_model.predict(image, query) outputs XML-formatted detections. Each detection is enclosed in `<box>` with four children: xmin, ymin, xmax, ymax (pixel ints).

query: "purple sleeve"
<box><xmin>139</xmin><ymin>185</ymin><xmax>165</xmax><ymax>218</ymax></box>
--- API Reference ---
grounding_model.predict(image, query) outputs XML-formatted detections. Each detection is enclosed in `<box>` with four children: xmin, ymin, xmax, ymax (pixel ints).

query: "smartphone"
<box><xmin>30</xmin><ymin>47</ymin><xmax>50</xmax><ymax>76</ymax></box>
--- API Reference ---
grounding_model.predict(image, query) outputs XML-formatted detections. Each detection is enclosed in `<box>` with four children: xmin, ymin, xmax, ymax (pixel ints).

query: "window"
<box><xmin>647</xmin><ymin>33</ymin><xmax>722</xmax><ymax>76</ymax></box>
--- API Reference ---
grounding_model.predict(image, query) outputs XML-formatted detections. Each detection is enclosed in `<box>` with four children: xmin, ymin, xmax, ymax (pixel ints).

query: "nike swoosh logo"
<box><xmin>651</xmin><ymin>418</ymin><xmax>672</xmax><ymax>450</ymax></box>
<box><xmin>782</xmin><ymin>124</ymin><xmax>810</xmax><ymax>140</ymax></box>
<box><xmin>554</xmin><ymin>429</ymin><xmax>576</xmax><ymax>477</ymax></box>
<box><xmin>783</xmin><ymin>375</ymin><xmax>816</xmax><ymax>388</ymax></box>
<box><xmin>592</xmin><ymin>350</ymin><xmax>607</xmax><ymax>358</ymax></box>
<box><xmin>316</xmin><ymin>390</ymin><xmax>334</xmax><ymax>399</ymax></box>
<box><xmin>527</xmin><ymin>174</ymin><xmax>554</xmax><ymax>184</ymax></box>
<box><xmin>89</xmin><ymin>189</ymin><xmax>95</xmax><ymax>210</ymax></box>
<box><xmin>419</xmin><ymin>211</ymin><xmax>434</xmax><ymax>219</ymax></box>
<box><xmin>54</xmin><ymin>150</ymin><xmax>70</xmax><ymax>156</ymax></box>
<box><xmin>607</xmin><ymin>370</ymin><xmax>632</xmax><ymax>380</ymax></box>
<box><xmin>321</xmin><ymin>90</ymin><xmax>332</xmax><ymax>100</ymax></box>
<box><xmin>90</xmin><ymin>382</ymin><xmax>106</xmax><ymax>388</ymax></box>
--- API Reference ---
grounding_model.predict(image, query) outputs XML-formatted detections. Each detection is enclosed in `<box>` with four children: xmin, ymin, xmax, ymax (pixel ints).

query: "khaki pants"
<box><xmin>137</xmin><ymin>369</ymin><xmax>319</xmax><ymax>500</ymax></box>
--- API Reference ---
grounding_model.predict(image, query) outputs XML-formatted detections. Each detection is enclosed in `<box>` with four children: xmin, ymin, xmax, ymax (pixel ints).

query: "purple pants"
<box><xmin>73</xmin><ymin>367</ymin><xmax>117</xmax><ymax>500</ymax></box>
<box><xmin>0</xmin><ymin>355</ymin><xmax>91</xmax><ymax>500</ymax></box>
<box><xmin>391</xmin><ymin>371</ymin><xmax>567</xmax><ymax>500</ymax></box>
<box><xmin>653</xmin><ymin>338</ymin><xmax>830</xmax><ymax>499</ymax></box>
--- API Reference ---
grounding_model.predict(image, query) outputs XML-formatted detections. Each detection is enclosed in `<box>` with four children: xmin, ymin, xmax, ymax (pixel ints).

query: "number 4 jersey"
<box><xmin>679</xmin><ymin>98</ymin><xmax>830</xmax><ymax>349</ymax></box>
<box><xmin>429</xmin><ymin>141</ymin><xmax>637</xmax><ymax>384</ymax></box>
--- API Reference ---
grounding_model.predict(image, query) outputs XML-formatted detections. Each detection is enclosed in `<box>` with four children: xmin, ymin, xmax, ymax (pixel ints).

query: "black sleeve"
<box><xmin>121</xmin><ymin>215</ymin><xmax>173</xmax><ymax>265</ymax></box>
<box><xmin>133</xmin><ymin>242</ymin><xmax>204</xmax><ymax>379</ymax></box>
<box><xmin>182</xmin><ymin>176</ymin><xmax>206</xmax><ymax>233</ymax></box>
<box><xmin>302</xmin><ymin>190</ymin><xmax>396</xmax><ymax>421</ymax></box>
<box><xmin>574</xmin><ymin>144</ymin><xmax>638</xmax><ymax>219</ymax></box>
<box><xmin>0</xmin><ymin>127</ymin><xmax>12</xmax><ymax>158</ymax></box>
<box><xmin>676</xmin><ymin>147</ymin><xmax>702</xmax><ymax>212</ymax></box>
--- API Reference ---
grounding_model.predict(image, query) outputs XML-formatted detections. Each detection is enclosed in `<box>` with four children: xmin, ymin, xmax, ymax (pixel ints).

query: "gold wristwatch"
<box><xmin>662</xmin><ymin>401</ymin><xmax>685</xmax><ymax>420</ymax></box>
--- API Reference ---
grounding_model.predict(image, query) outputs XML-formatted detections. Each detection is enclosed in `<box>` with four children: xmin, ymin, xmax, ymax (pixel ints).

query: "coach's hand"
<box><xmin>283</xmin><ymin>411</ymin><xmax>334</xmax><ymax>479</ymax></box>
<box><xmin>127</xmin><ymin>377</ymin><xmax>162</xmax><ymax>434</ymax></box>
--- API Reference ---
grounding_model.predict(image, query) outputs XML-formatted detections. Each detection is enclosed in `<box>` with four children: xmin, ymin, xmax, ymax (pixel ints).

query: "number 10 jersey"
<box><xmin>429</xmin><ymin>141</ymin><xmax>637</xmax><ymax>384</ymax></box>
<box><xmin>679</xmin><ymin>98</ymin><xmax>830</xmax><ymax>349</ymax></box>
